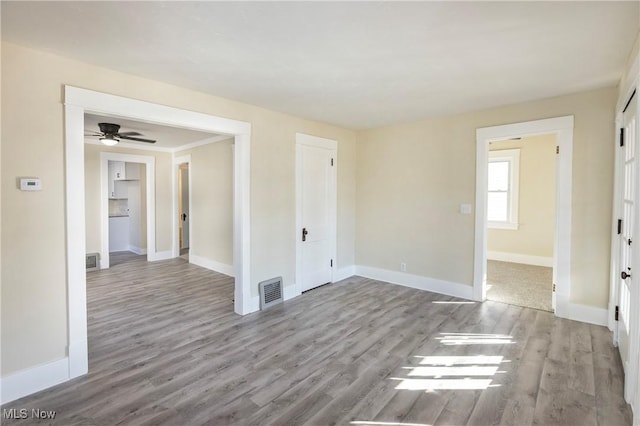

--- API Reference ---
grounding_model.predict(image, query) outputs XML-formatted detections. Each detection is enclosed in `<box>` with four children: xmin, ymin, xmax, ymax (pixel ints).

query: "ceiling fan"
<box><xmin>85</xmin><ymin>123</ymin><xmax>156</xmax><ymax>146</ymax></box>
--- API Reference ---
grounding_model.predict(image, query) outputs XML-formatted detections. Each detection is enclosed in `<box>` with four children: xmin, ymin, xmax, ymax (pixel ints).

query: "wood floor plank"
<box><xmin>465</xmin><ymin>305</ymin><xmax>534</xmax><ymax>426</ymax></box>
<box><xmin>533</xmin><ymin>357</ymin><xmax>598</xmax><ymax>426</ymax></box>
<box><xmin>499</xmin><ymin>397</ymin><xmax>535</xmax><ymax>426</ymax></box>
<box><xmin>0</xmin><ymin>252</ymin><xmax>632</xmax><ymax>426</ymax></box>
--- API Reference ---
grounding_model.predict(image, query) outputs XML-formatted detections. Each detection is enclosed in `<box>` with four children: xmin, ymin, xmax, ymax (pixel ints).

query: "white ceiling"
<box><xmin>84</xmin><ymin>113</ymin><xmax>220</xmax><ymax>150</ymax></box>
<box><xmin>3</xmin><ymin>2</ymin><xmax>639</xmax><ymax>130</ymax></box>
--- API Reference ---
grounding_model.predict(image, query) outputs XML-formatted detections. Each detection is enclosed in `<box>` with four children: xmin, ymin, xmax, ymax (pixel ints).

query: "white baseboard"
<box><xmin>557</xmin><ymin>301</ymin><xmax>608</xmax><ymax>326</ymax></box>
<box><xmin>568</xmin><ymin>303</ymin><xmax>608</xmax><ymax>326</ymax></box>
<box><xmin>248</xmin><ymin>283</ymin><xmax>302</xmax><ymax>314</ymax></box>
<box><xmin>334</xmin><ymin>265</ymin><xmax>355</xmax><ymax>282</ymax></box>
<box><xmin>283</xmin><ymin>284</ymin><xmax>301</xmax><ymax>301</ymax></box>
<box><xmin>487</xmin><ymin>251</ymin><xmax>553</xmax><ymax>267</ymax></box>
<box><xmin>355</xmin><ymin>265</ymin><xmax>474</xmax><ymax>300</ymax></box>
<box><xmin>250</xmin><ymin>284</ymin><xmax>301</xmax><ymax>313</ymax></box>
<box><xmin>249</xmin><ymin>295</ymin><xmax>260</xmax><ymax>313</ymax></box>
<box><xmin>555</xmin><ymin>293</ymin><xmax>608</xmax><ymax>326</ymax></box>
<box><xmin>189</xmin><ymin>254</ymin><xmax>234</xmax><ymax>277</ymax></box>
<box><xmin>127</xmin><ymin>245</ymin><xmax>147</xmax><ymax>255</ymax></box>
<box><xmin>149</xmin><ymin>250</ymin><xmax>173</xmax><ymax>262</ymax></box>
<box><xmin>0</xmin><ymin>358</ymin><xmax>70</xmax><ymax>405</ymax></box>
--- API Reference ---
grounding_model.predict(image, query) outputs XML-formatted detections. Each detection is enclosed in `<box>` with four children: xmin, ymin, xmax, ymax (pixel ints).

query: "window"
<box><xmin>487</xmin><ymin>149</ymin><xmax>519</xmax><ymax>229</ymax></box>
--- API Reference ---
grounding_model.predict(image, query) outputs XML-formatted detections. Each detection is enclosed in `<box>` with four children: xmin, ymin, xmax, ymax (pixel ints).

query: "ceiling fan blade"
<box><xmin>119</xmin><ymin>135</ymin><xmax>156</xmax><ymax>144</ymax></box>
<box><xmin>84</xmin><ymin>131</ymin><xmax>103</xmax><ymax>137</ymax></box>
<box><xmin>118</xmin><ymin>131</ymin><xmax>143</xmax><ymax>137</ymax></box>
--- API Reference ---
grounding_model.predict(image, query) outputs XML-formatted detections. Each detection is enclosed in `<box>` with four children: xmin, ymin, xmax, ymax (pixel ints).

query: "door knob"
<box><xmin>621</xmin><ymin>271</ymin><xmax>632</xmax><ymax>280</ymax></box>
<box><xmin>302</xmin><ymin>227</ymin><xmax>308</xmax><ymax>242</ymax></box>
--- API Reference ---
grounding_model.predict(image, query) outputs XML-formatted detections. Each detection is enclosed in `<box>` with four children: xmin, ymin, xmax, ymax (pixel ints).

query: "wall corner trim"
<box><xmin>0</xmin><ymin>358</ymin><xmax>70</xmax><ymax>405</ymax></box>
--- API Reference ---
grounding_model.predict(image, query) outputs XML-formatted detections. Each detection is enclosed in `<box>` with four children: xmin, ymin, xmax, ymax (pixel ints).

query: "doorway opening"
<box><xmin>65</xmin><ymin>86</ymin><xmax>251</xmax><ymax>380</ymax></box>
<box><xmin>485</xmin><ymin>134</ymin><xmax>557</xmax><ymax>312</ymax></box>
<box><xmin>172</xmin><ymin>142</ymin><xmax>234</xmax><ymax>277</ymax></box>
<box><xmin>178</xmin><ymin>162</ymin><xmax>190</xmax><ymax>261</ymax></box>
<box><xmin>96</xmin><ymin>152</ymin><xmax>155</xmax><ymax>270</ymax></box>
<box><xmin>474</xmin><ymin>116</ymin><xmax>574</xmax><ymax>318</ymax></box>
<box><xmin>108</xmin><ymin>160</ymin><xmax>147</xmax><ymax>266</ymax></box>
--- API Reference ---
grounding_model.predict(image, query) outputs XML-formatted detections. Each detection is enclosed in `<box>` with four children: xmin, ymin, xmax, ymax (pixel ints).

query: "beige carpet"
<box><xmin>486</xmin><ymin>260</ymin><xmax>553</xmax><ymax>312</ymax></box>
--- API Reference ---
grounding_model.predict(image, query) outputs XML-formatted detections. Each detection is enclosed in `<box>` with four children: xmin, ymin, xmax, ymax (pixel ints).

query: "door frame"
<box><xmin>100</xmin><ymin>153</ymin><xmax>155</xmax><ymax>268</ymax></box>
<box><xmin>173</xmin><ymin>155</ymin><xmax>192</xmax><ymax>257</ymax></box>
<box><xmin>611</xmin><ymin>80</ymin><xmax>640</xmax><ymax>407</ymax></box>
<box><xmin>64</xmin><ymin>86</ymin><xmax>252</xmax><ymax>381</ymax></box>
<box><xmin>295</xmin><ymin>133</ymin><xmax>338</xmax><ymax>295</ymax></box>
<box><xmin>474</xmin><ymin>116</ymin><xmax>574</xmax><ymax>319</ymax></box>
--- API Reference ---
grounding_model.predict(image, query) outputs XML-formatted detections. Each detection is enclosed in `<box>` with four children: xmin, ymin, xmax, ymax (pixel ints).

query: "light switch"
<box><xmin>460</xmin><ymin>204</ymin><xmax>472</xmax><ymax>214</ymax></box>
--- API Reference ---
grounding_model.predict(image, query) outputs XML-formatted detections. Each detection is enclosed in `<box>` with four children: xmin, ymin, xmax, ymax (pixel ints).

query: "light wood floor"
<box><xmin>2</xmin><ymin>252</ymin><xmax>632</xmax><ymax>425</ymax></box>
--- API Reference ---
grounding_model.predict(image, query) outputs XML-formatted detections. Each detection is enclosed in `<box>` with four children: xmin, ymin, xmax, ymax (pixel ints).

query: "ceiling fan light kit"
<box><xmin>100</xmin><ymin>135</ymin><xmax>119</xmax><ymax>146</ymax></box>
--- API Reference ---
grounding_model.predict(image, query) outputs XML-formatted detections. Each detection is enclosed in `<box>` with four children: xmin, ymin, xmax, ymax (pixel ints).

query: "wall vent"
<box><xmin>86</xmin><ymin>253</ymin><xmax>100</xmax><ymax>271</ymax></box>
<box><xmin>259</xmin><ymin>277</ymin><xmax>283</xmax><ymax>310</ymax></box>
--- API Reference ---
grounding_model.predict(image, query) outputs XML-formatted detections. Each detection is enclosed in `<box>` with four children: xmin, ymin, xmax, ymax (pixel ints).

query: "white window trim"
<box><xmin>488</xmin><ymin>148</ymin><xmax>520</xmax><ymax>230</ymax></box>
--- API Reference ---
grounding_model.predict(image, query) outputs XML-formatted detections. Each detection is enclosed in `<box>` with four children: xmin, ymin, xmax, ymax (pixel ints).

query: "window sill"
<box><xmin>488</xmin><ymin>222</ymin><xmax>519</xmax><ymax>230</ymax></box>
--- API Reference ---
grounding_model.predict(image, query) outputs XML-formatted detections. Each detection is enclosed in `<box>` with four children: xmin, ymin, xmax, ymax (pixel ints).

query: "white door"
<box><xmin>618</xmin><ymin>93</ymin><xmax>637</xmax><ymax>382</ymax></box>
<box><xmin>180</xmin><ymin>165</ymin><xmax>190</xmax><ymax>249</ymax></box>
<box><xmin>296</xmin><ymin>134</ymin><xmax>337</xmax><ymax>293</ymax></box>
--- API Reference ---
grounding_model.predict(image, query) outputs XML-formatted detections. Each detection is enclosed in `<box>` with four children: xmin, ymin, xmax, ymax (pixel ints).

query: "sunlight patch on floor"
<box><xmin>435</xmin><ymin>332</ymin><xmax>514</xmax><ymax>345</ymax></box>
<box><xmin>393</xmin><ymin>354</ymin><xmax>507</xmax><ymax>391</ymax></box>
<box><xmin>403</xmin><ymin>365</ymin><xmax>500</xmax><ymax>377</ymax></box>
<box><xmin>392</xmin><ymin>377</ymin><xmax>494</xmax><ymax>390</ymax></box>
<box><xmin>414</xmin><ymin>355</ymin><xmax>504</xmax><ymax>365</ymax></box>
<box><xmin>350</xmin><ymin>421</ymin><xmax>432</xmax><ymax>426</ymax></box>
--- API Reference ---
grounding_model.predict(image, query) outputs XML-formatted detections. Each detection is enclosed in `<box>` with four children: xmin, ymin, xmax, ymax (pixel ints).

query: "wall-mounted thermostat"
<box><xmin>20</xmin><ymin>178</ymin><xmax>42</xmax><ymax>191</ymax></box>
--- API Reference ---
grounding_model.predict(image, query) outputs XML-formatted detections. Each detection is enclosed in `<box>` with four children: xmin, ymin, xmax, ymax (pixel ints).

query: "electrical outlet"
<box><xmin>400</xmin><ymin>262</ymin><xmax>407</xmax><ymax>272</ymax></box>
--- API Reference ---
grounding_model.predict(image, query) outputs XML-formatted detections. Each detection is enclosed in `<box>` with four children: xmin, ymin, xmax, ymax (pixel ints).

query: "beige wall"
<box><xmin>178</xmin><ymin>139</ymin><xmax>234</xmax><ymax>266</ymax></box>
<box><xmin>619</xmin><ymin>33</ymin><xmax>640</xmax><ymax>102</ymax></box>
<box><xmin>0</xmin><ymin>39</ymin><xmax>619</xmax><ymax>380</ymax></box>
<box><xmin>357</xmin><ymin>87</ymin><xmax>617</xmax><ymax>309</ymax></box>
<box><xmin>84</xmin><ymin>145</ymin><xmax>173</xmax><ymax>254</ymax></box>
<box><xmin>1</xmin><ymin>42</ymin><xmax>357</xmax><ymax>375</ymax></box>
<box><xmin>487</xmin><ymin>134</ymin><xmax>556</xmax><ymax>258</ymax></box>
<box><xmin>129</xmin><ymin>164</ymin><xmax>148</xmax><ymax>251</ymax></box>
